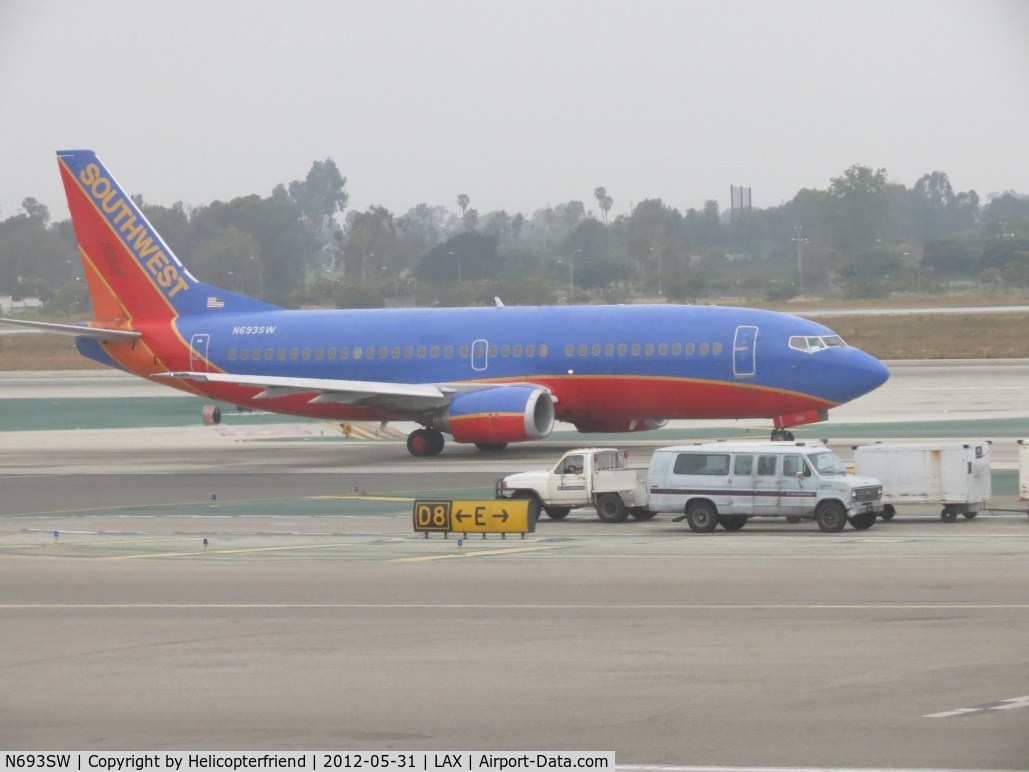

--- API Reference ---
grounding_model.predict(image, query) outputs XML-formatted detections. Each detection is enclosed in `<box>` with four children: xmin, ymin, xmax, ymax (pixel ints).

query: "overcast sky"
<box><xmin>2</xmin><ymin>0</ymin><xmax>1027</xmax><ymax>223</ymax></box>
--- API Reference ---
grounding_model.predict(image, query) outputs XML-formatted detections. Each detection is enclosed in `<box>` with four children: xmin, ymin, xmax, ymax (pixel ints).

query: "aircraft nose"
<box><xmin>845</xmin><ymin>348</ymin><xmax>890</xmax><ymax>400</ymax></box>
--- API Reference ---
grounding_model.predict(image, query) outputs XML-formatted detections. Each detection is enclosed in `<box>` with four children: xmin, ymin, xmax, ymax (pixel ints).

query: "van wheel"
<box><xmin>544</xmin><ymin>506</ymin><xmax>570</xmax><ymax>520</ymax></box>
<box><xmin>848</xmin><ymin>512</ymin><xmax>876</xmax><ymax>530</ymax></box>
<box><xmin>685</xmin><ymin>501</ymin><xmax>718</xmax><ymax>533</ymax></box>
<box><xmin>718</xmin><ymin>515</ymin><xmax>748</xmax><ymax>531</ymax></box>
<box><xmin>880</xmin><ymin>505</ymin><xmax>896</xmax><ymax>521</ymax></box>
<box><xmin>941</xmin><ymin>506</ymin><xmax>959</xmax><ymax>523</ymax></box>
<box><xmin>815</xmin><ymin>501</ymin><xmax>848</xmax><ymax>532</ymax></box>
<box><xmin>596</xmin><ymin>493</ymin><xmax>628</xmax><ymax>523</ymax></box>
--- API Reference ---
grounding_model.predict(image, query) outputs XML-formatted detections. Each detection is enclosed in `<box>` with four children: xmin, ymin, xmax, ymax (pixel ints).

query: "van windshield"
<box><xmin>810</xmin><ymin>451</ymin><xmax>847</xmax><ymax>476</ymax></box>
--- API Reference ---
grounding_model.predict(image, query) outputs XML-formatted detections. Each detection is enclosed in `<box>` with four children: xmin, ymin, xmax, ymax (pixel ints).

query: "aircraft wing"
<box><xmin>0</xmin><ymin>317</ymin><xmax>141</xmax><ymax>341</ymax></box>
<box><xmin>157</xmin><ymin>370</ymin><xmax>459</xmax><ymax>413</ymax></box>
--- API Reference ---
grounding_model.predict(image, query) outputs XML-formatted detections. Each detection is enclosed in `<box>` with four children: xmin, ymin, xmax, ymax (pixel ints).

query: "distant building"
<box><xmin>0</xmin><ymin>295</ymin><xmax>43</xmax><ymax>314</ymax></box>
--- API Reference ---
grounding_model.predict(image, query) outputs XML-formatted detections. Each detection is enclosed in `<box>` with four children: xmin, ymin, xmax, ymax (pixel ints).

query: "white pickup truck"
<box><xmin>496</xmin><ymin>442</ymin><xmax>885</xmax><ymax>531</ymax></box>
<box><xmin>495</xmin><ymin>448</ymin><xmax>651</xmax><ymax>523</ymax></box>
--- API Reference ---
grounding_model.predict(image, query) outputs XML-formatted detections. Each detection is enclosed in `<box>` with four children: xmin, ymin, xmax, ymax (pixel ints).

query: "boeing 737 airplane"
<box><xmin>0</xmin><ymin>150</ymin><xmax>889</xmax><ymax>455</ymax></box>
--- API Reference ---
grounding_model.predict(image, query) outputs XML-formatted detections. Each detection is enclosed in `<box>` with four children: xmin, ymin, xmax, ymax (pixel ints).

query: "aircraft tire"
<box><xmin>630</xmin><ymin>508</ymin><xmax>658</xmax><ymax>521</ymax></box>
<box><xmin>407</xmin><ymin>428</ymin><xmax>445</xmax><ymax>457</ymax></box>
<box><xmin>475</xmin><ymin>442</ymin><xmax>509</xmax><ymax>451</ymax></box>
<box><xmin>815</xmin><ymin>501</ymin><xmax>848</xmax><ymax>532</ymax></box>
<box><xmin>685</xmin><ymin>501</ymin><xmax>719</xmax><ymax>533</ymax></box>
<box><xmin>596</xmin><ymin>493</ymin><xmax>628</xmax><ymax>523</ymax></box>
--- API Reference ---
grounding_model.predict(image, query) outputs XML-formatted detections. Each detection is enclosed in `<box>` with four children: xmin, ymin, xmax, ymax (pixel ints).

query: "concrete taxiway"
<box><xmin>1</xmin><ymin>362</ymin><xmax>1028</xmax><ymax>768</ymax></box>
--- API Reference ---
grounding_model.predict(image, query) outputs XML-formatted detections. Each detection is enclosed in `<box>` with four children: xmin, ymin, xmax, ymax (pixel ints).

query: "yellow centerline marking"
<box><xmin>108</xmin><ymin>542</ymin><xmax>358</xmax><ymax>560</ymax></box>
<box><xmin>391</xmin><ymin>545</ymin><xmax>558</xmax><ymax>562</ymax></box>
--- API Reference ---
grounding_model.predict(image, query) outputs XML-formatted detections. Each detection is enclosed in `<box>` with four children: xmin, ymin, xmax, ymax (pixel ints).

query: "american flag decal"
<box><xmin>206</xmin><ymin>297</ymin><xmax>225</xmax><ymax>309</ymax></box>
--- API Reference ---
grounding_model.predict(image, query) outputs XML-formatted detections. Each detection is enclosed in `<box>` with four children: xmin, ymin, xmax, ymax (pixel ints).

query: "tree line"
<box><xmin>1</xmin><ymin>160</ymin><xmax>1027</xmax><ymax>315</ymax></box>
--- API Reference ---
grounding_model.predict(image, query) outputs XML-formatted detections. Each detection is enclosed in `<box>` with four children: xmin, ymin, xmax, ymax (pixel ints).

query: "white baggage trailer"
<box><xmin>852</xmin><ymin>441</ymin><xmax>991</xmax><ymax>522</ymax></box>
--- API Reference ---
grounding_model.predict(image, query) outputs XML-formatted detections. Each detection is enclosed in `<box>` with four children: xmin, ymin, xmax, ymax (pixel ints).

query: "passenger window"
<box><xmin>240</xmin><ymin>349</ymin><xmax>249</xmax><ymax>361</ymax></box>
<box><xmin>733</xmin><ymin>455</ymin><xmax>754</xmax><ymax>475</ymax></box>
<box><xmin>686</xmin><ymin>343</ymin><xmax>696</xmax><ymax>355</ymax></box>
<box><xmin>713</xmin><ymin>342</ymin><xmax>722</xmax><ymax>355</ymax></box>
<box><xmin>539</xmin><ymin>344</ymin><xmax>548</xmax><ymax>357</ymax></box>
<box><xmin>658</xmin><ymin>343</ymin><xmax>667</xmax><ymax>356</ymax></box>
<box><xmin>673</xmin><ymin>453</ymin><xmax>730</xmax><ymax>476</ymax></box>
<box><xmin>228</xmin><ymin>349</ymin><xmax>237</xmax><ymax>361</ymax></box>
<box><xmin>618</xmin><ymin>344</ymin><xmax>627</xmax><ymax>356</ymax></box>
<box><xmin>757</xmin><ymin>455</ymin><xmax>777</xmax><ymax>476</ymax></box>
<box><xmin>566</xmin><ymin>344</ymin><xmax>575</xmax><ymax>356</ymax></box>
<box><xmin>578</xmin><ymin>344</ymin><xmax>587</xmax><ymax>356</ymax></box>
<box><xmin>252</xmin><ymin>349</ymin><xmax>261</xmax><ymax>361</ymax></box>
<box><xmin>632</xmin><ymin>343</ymin><xmax>641</xmax><ymax>356</ymax></box>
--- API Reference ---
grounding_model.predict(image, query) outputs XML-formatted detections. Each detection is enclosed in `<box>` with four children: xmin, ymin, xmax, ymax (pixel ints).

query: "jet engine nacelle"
<box><xmin>433</xmin><ymin>386</ymin><xmax>555</xmax><ymax>444</ymax></box>
<box><xmin>573</xmin><ymin>417</ymin><xmax>668</xmax><ymax>433</ymax></box>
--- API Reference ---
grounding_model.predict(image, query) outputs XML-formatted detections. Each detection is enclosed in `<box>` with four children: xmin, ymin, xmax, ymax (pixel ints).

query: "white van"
<box><xmin>646</xmin><ymin>441</ymin><xmax>884</xmax><ymax>532</ymax></box>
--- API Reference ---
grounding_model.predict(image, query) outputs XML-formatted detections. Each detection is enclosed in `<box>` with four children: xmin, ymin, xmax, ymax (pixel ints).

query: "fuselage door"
<box><xmin>189</xmin><ymin>333</ymin><xmax>211</xmax><ymax>373</ymax></box>
<box><xmin>733</xmin><ymin>325</ymin><xmax>758</xmax><ymax>378</ymax></box>
<box><xmin>471</xmin><ymin>339</ymin><xmax>489</xmax><ymax>371</ymax></box>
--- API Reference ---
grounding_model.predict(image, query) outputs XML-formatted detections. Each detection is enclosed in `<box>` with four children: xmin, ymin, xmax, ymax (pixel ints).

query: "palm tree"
<box><xmin>594</xmin><ymin>187</ymin><xmax>613</xmax><ymax>224</ymax></box>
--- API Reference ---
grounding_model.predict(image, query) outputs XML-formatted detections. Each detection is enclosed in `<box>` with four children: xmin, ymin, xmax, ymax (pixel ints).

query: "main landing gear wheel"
<box><xmin>771</xmin><ymin>428</ymin><xmax>795</xmax><ymax>441</ymax></box>
<box><xmin>407</xmin><ymin>428</ymin><xmax>445</xmax><ymax>457</ymax></box>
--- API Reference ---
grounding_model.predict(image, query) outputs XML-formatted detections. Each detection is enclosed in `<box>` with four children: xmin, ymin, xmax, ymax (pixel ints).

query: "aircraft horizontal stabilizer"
<box><xmin>0</xmin><ymin>317</ymin><xmax>142</xmax><ymax>341</ymax></box>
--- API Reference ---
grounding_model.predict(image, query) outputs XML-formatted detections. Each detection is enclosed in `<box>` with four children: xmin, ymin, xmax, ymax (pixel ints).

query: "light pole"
<box><xmin>568</xmin><ymin>248</ymin><xmax>581</xmax><ymax>303</ymax></box>
<box><xmin>249</xmin><ymin>255</ymin><xmax>263</xmax><ymax>297</ymax></box>
<box><xmin>793</xmin><ymin>225</ymin><xmax>804</xmax><ymax>295</ymax></box>
<box><xmin>361</xmin><ymin>252</ymin><xmax>375</xmax><ymax>285</ymax></box>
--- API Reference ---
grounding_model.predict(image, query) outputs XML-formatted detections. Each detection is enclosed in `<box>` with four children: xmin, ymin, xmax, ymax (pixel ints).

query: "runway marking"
<box><xmin>391</xmin><ymin>545</ymin><xmax>559</xmax><ymax>562</ymax></box>
<box><xmin>106</xmin><ymin>542</ymin><xmax>359</xmax><ymax>560</ymax></box>
<box><xmin>309</xmin><ymin>495</ymin><xmax>415</xmax><ymax>502</ymax></box>
<box><xmin>924</xmin><ymin>694</ymin><xmax>1029</xmax><ymax>718</ymax></box>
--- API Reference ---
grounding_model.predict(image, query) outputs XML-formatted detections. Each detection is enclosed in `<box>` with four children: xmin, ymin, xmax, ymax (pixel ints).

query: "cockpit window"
<box><xmin>789</xmin><ymin>335</ymin><xmax>847</xmax><ymax>353</ymax></box>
